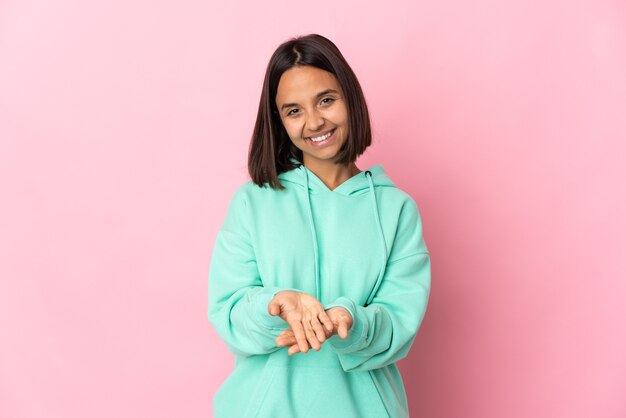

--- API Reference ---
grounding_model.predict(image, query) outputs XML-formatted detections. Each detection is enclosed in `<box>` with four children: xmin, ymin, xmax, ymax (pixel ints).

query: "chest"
<box><xmin>249</xmin><ymin>195</ymin><xmax>388</xmax><ymax>304</ymax></box>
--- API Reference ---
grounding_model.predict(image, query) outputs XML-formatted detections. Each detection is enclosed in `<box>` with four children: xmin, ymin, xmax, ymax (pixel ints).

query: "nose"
<box><xmin>305</xmin><ymin>108</ymin><xmax>325</xmax><ymax>133</ymax></box>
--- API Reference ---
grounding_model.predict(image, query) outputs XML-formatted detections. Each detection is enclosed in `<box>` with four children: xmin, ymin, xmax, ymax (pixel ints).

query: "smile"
<box><xmin>307</xmin><ymin>129</ymin><xmax>335</xmax><ymax>143</ymax></box>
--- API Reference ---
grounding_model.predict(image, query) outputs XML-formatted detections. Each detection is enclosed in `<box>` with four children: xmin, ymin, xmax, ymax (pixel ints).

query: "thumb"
<box><xmin>268</xmin><ymin>300</ymin><xmax>280</xmax><ymax>316</ymax></box>
<box><xmin>338</xmin><ymin>320</ymin><xmax>349</xmax><ymax>339</ymax></box>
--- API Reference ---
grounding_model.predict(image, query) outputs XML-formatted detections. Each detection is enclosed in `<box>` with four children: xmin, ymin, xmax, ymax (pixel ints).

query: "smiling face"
<box><xmin>275</xmin><ymin>65</ymin><xmax>349</xmax><ymax>168</ymax></box>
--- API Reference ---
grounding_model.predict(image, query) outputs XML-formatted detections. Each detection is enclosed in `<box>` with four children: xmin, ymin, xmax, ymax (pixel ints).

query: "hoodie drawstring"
<box><xmin>303</xmin><ymin>168</ymin><xmax>388</xmax><ymax>306</ymax></box>
<box><xmin>364</xmin><ymin>170</ymin><xmax>388</xmax><ymax>305</ymax></box>
<box><xmin>304</xmin><ymin>168</ymin><xmax>320</xmax><ymax>300</ymax></box>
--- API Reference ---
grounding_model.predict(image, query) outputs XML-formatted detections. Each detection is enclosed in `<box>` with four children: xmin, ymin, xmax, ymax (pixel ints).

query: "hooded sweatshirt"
<box><xmin>208</xmin><ymin>158</ymin><xmax>431</xmax><ymax>418</ymax></box>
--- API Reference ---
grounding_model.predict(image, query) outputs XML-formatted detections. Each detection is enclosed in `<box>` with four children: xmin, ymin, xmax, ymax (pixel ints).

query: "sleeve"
<box><xmin>322</xmin><ymin>197</ymin><xmax>431</xmax><ymax>372</ymax></box>
<box><xmin>207</xmin><ymin>186</ymin><xmax>293</xmax><ymax>357</ymax></box>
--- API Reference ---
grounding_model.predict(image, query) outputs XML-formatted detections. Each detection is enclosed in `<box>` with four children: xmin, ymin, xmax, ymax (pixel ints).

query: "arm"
<box><xmin>324</xmin><ymin>198</ymin><xmax>431</xmax><ymax>372</ymax></box>
<box><xmin>208</xmin><ymin>186</ymin><xmax>293</xmax><ymax>357</ymax></box>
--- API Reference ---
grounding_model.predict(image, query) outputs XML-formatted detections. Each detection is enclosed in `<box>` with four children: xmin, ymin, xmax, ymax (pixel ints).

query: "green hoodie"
<box><xmin>208</xmin><ymin>159</ymin><xmax>431</xmax><ymax>418</ymax></box>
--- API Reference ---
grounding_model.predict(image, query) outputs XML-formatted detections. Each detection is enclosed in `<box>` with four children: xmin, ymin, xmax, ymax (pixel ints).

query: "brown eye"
<box><xmin>321</xmin><ymin>97</ymin><xmax>335</xmax><ymax>105</ymax></box>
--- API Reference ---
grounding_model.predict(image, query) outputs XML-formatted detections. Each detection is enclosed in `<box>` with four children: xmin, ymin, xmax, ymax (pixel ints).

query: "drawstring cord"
<box><xmin>364</xmin><ymin>170</ymin><xmax>388</xmax><ymax>306</ymax></box>
<box><xmin>304</xmin><ymin>168</ymin><xmax>320</xmax><ymax>300</ymax></box>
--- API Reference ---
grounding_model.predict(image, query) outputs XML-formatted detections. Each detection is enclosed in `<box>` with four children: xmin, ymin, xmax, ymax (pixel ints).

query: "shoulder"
<box><xmin>221</xmin><ymin>180</ymin><xmax>279</xmax><ymax>231</ymax></box>
<box><xmin>228</xmin><ymin>180</ymin><xmax>287</xmax><ymax>211</ymax></box>
<box><xmin>382</xmin><ymin>185</ymin><xmax>415</xmax><ymax>203</ymax></box>
<box><xmin>227</xmin><ymin>181</ymin><xmax>255</xmax><ymax>210</ymax></box>
<box><xmin>379</xmin><ymin>185</ymin><xmax>422</xmax><ymax>218</ymax></box>
<box><xmin>232</xmin><ymin>180</ymin><xmax>256</xmax><ymax>198</ymax></box>
<box><xmin>232</xmin><ymin>180</ymin><xmax>281</xmax><ymax>200</ymax></box>
<box><xmin>382</xmin><ymin>186</ymin><xmax>429</xmax><ymax>259</ymax></box>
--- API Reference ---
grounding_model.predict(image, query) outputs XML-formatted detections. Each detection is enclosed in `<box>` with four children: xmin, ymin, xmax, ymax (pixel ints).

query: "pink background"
<box><xmin>1</xmin><ymin>1</ymin><xmax>625</xmax><ymax>417</ymax></box>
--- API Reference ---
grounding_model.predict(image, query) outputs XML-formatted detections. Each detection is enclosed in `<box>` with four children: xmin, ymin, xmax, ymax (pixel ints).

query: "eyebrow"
<box><xmin>280</xmin><ymin>89</ymin><xmax>339</xmax><ymax>111</ymax></box>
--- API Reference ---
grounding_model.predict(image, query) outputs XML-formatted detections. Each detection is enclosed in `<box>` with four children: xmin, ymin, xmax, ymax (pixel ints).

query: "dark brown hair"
<box><xmin>248</xmin><ymin>33</ymin><xmax>372</xmax><ymax>190</ymax></box>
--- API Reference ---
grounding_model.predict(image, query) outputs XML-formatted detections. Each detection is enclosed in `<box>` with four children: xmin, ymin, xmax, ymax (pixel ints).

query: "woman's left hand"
<box><xmin>276</xmin><ymin>306</ymin><xmax>353</xmax><ymax>355</ymax></box>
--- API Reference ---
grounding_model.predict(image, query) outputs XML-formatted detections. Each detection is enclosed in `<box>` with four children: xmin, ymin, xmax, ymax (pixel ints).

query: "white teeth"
<box><xmin>309</xmin><ymin>130</ymin><xmax>333</xmax><ymax>142</ymax></box>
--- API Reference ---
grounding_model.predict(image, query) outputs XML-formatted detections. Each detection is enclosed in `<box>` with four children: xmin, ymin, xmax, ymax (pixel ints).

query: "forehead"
<box><xmin>275</xmin><ymin>66</ymin><xmax>341</xmax><ymax>104</ymax></box>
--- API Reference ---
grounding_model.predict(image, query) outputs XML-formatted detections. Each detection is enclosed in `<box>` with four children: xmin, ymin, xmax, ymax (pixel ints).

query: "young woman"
<box><xmin>208</xmin><ymin>33</ymin><xmax>431</xmax><ymax>418</ymax></box>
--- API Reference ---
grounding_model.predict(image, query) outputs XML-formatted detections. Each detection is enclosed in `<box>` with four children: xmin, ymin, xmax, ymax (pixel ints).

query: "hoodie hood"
<box><xmin>278</xmin><ymin>157</ymin><xmax>396</xmax><ymax>196</ymax></box>
<box><xmin>277</xmin><ymin>158</ymin><xmax>395</xmax><ymax>305</ymax></box>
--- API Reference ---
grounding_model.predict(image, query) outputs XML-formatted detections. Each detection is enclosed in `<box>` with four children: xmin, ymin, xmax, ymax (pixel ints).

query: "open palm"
<box><xmin>275</xmin><ymin>306</ymin><xmax>353</xmax><ymax>355</ymax></box>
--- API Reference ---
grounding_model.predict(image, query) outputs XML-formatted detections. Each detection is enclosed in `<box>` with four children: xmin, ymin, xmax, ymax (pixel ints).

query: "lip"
<box><xmin>306</xmin><ymin>128</ymin><xmax>337</xmax><ymax>148</ymax></box>
<box><xmin>305</xmin><ymin>128</ymin><xmax>335</xmax><ymax>141</ymax></box>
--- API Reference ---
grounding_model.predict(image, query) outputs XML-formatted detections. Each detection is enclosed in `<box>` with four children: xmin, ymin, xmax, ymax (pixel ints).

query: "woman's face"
<box><xmin>275</xmin><ymin>65</ymin><xmax>349</xmax><ymax>167</ymax></box>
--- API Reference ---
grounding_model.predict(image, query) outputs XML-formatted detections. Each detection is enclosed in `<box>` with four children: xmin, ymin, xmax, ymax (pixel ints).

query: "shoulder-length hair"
<box><xmin>248</xmin><ymin>33</ymin><xmax>372</xmax><ymax>190</ymax></box>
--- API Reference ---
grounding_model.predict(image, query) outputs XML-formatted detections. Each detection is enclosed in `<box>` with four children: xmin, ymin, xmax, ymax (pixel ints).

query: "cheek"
<box><xmin>283</xmin><ymin>120</ymin><xmax>302</xmax><ymax>141</ymax></box>
<box><xmin>338</xmin><ymin>111</ymin><xmax>350</xmax><ymax>137</ymax></box>
<box><xmin>336</xmin><ymin>116</ymin><xmax>349</xmax><ymax>138</ymax></box>
<box><xmin>333</xmin><ymin>105</ymin><xmax>349</xmax><ymax>127</ymax></box>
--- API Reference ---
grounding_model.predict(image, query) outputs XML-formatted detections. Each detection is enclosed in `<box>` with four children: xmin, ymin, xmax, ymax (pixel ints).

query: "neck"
<box><xmin>303</xmin><ymin>159</ymin><xmax>361</xmax><ymax>191</ymax></box>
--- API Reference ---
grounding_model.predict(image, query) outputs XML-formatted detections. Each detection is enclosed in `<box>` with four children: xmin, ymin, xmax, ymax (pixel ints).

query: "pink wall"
<box><xmin>1</xmin><ymin>1</ymin><xmax>624</xmax><ymax>417</ymax></box>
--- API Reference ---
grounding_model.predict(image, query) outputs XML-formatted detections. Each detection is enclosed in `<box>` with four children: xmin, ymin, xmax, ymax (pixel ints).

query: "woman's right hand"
<box><xmin>268</xmin><ymin>290</ymin><xmax>334</xmax><ymax>353</ymax></box>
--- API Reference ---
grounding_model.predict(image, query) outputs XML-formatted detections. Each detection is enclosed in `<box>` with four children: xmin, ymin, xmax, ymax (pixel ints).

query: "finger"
<box><xmin>268</xmin><ymin>299</ymin><xmax>280</xmax><ymax>316</ymax></box>
<box><xmin>319</xmin><ymin>309</ymin><xmax>334</xmax><ymax>333</ymax></box>
<box><xmin>275</xmin><ymin>333</ymin><xmax>288</xmax><ymax>346</ymax></box>
<box><xmin>279</xmin><ymin>328</ymin><xmax>293</xmax><ymax>338</ymax></box>
<box><xmin>338</xmin><ymin>320</ymin><xmax>349</xmax><ymax>339</ymax></box>
<box><xmin>276</xmin><ymin>330</ymin><xmax>296</xmax><ymax>347</ymax></box>
<box><xmin>303</xmin><ymin>313</ymin><xmax>321</xmax><ymax>351</ymax></box>
<box><xmin>287</xmin><ymin>317</ymin><xmax>309</xmax><ymax>353</ymax></box>
<box><xmin>310</xmin><ymin>315</ymin><xmax>327</xmax><ymax>343</ymax></box>
<box><xmin>325</xmin><ymin>327</ymin><xmax>334</xmax><ymax>338</ymax></box>
<box><xmin>288</xmin><ymin>343</ymin><xmax>301</xmax><ymax>355</ymax></box>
